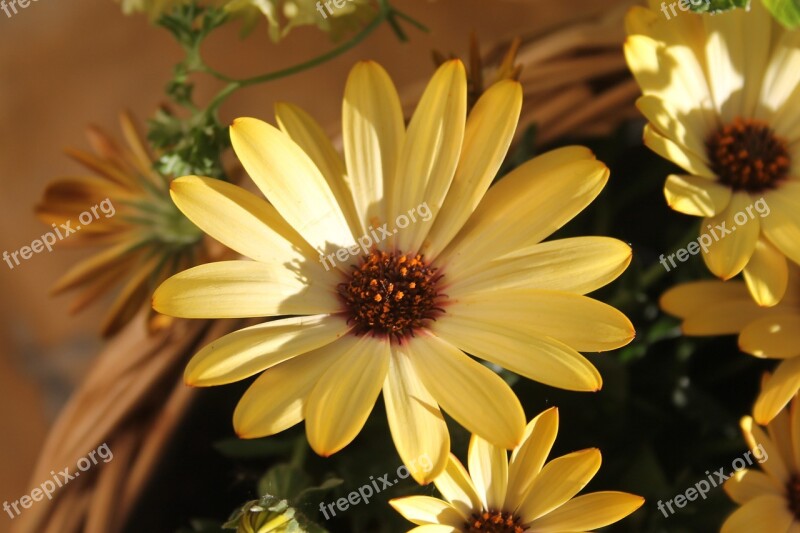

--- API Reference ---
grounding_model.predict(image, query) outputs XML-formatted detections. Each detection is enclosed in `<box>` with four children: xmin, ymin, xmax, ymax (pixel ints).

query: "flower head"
<box><xmin>722</xmin><ymin>394</ymin><xmax>800</xmax><ymax>533</ymax></box>
<box><xmin>661</xmin><ymin>267</ymin><xmax>800</xmax><ymax>423</ymax></box>
<box><xmin>37</xmin><ymin>112</ymin><xmax>206</xmax><ymax>337</ymax></box>
<box><xmin>390</xmin><ymin>408</ymin><xmax>644</xmax><ymax>532</ymax></box>
<box><xmin>625</xmin><ymin>0</ymin><xmax>800</xmax><ymax>305</ymax></box>
<box><xmin>153</xmin><ymin>60</ymin><xmax>634</xmax><ymax>483</ymax></box>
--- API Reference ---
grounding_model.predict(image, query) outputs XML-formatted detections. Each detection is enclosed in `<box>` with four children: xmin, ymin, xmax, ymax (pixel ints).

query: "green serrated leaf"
<box><xmin>763</xmin><ymin>0</ymin><xmax>800</xmax><ymax>27</ymax></box>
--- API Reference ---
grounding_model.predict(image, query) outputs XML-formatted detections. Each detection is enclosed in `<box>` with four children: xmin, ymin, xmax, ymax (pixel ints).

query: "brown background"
<box><xmin>0</xmin><ymin>0</ymin><xmax>622</xmax><ymax>530</ymax></box>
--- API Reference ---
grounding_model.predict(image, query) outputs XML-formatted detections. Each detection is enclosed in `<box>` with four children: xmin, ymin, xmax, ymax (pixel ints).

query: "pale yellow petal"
<box><xmin>392</xmin><ymin>60</ymin><xmax>467</xmax><ymax>252</ymax></box>
<box><xmin>383</xmin><ymin>346</ymin><xmax>450</xmax><ymax>484</ymax></box>
<box><xmin>636</xmin><ymin>95</ymin><xmax>710</xmax><ymax>160</ymax></box>
<box><xmin>152</xmin><ymin>260</ymin><xmax>339</xmax><ymax>318</ymax></box>
<box><xmin>445</xmin><ymin>288</ymin><xmax>634</xmax><ymax>352</ymax></box>
<box><xmin>701</xmin><ymin>192</ymin><xmax>760</xmax><ymax>280</ymax></box>
<box><xmin>660</xmin><ymin>280</ymin><xmax>751</xmax><ymax>318</ymax></box>
<box><xmin>739</xmin><ymin>314</ymin><xmax>800</xmax><ymax>359</ymax></box>
<box><xmin>341</xmin><ymin>61</ymin><xmax>404</xmax><ymax>232</ymax></box>
<box><xmin>184</xmin><ymin>314</ymin><xmax>350</xmax><ymax>386</ymax></box>
<box><xmin>721</xmin><ymin>495</ymin><xmax>794</xmax><ymax>533</ymax></box>
<box><xmin>424</xmin><ymin>80</ymin><xmax>522</xmax><ymax>258</ymax></box>
<box><xmin>230</xmin><ymin>117</ymin><xmax>354</xmax><ymax>253</ymax></box>
<box><xmin>389</xmin><ymin>496</ymin><xmax>465</xmax><ymax>527</ymax></box>
<box><xmin>468</xmin><ymin>435</ymin><xmax>508</xmax><ymax>512</ymax></box>
<box><xmin>518</xmin><ymin>449</ymin><xmax>602</xmax><ymax>523</ymax></box>
<box><xmin>762</xmin><ymin>184</ymin><xmax>800</xmax><ymax>266</ymax></box>
<box><xmin>274</xmin><ymin>102</ymin><xmax>361</xmax><ymax>236</ymax></box>
<box><xmin>438</xmin><ymin>149</ymin><xmax>606</xmax><ymax>274</ymax></box>
<box><xmin>526</xmin><ymin>491</ymin><xmax>644</xmax><ymax>532</ymax></box>
<box><xmin>506</xmin><ymin>408</ymin><xmax>559</xmax><ymax>513</ymax></box>
<box><xmin>663</xmin><ymin>174</ymin><xmax>732</xmax><ymax>217</ymax></box>
<box><xmin>644</xmin><ymin>124</ymin><xmax>715</xmax><ymax>178</ymax></box>
<box><xmin>305</xmin><ymin>335</ymin><xmax>389</xmax><ymax>456</ymax></box>
<box><xmin>724</xmin><ymin>469</ymin><xmax>783</xmax><ymax>505</ymax></box>
<box><xmin>407</xmin><ymin>526</ymin><xmax>459</xmax><ymax>533</ymax></box>
<box><xmin>743</xmin><ymin>239</ymin><xmax>789</xmax><ymax>307</ymax></box>
<box><xmin>741</xmin><ymin>416</ymin><xmax>789</xmax><ymax>483</ymax></box>
<box><xmin>679</xmin><ymin>300</ymin><xmax>775</xmax><ymax>336</ymax></box>
<box><xmin>432</xmin><ymin>316</ymin><xmax>602</xmax><ymax>391</ymax></box>
<box><xmin>433</xmin><ymin>454</ymin><xmax>482</xmax><ymax>517</ymax></box>
<box><xmin>233</xmin><ymin>341</ymin><xmax>349</xmax><ymax>438</ymax></box>
<box><xmin>444</xmin><ymin>237</ymin><xmax>631</xmax><ymax>296</ymax></box>
<box><xmin>755</xmin><ymin>358</ymin><xmax>800</xmax><ymax>425</ymax></box>
<box><xmin>169</xmin><ymin>175</ymin><xmax>312</xmax><ymax>264</ymax></box>
<box><xmin>407</xmin><ymin>334</ymin><xmax>526</xmax><ymax>450</ymax></box>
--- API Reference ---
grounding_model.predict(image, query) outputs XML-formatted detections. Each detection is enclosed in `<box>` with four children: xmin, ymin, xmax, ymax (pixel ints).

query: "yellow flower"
<box><xmin>722</xmin><ymin>395</ymin><xmax>800</xmax><ymax>532</ymax></box>
<box><xmin>625</xmin><ymin>0</ymin><xmax>800</xmax><ymax>306</ymax></box>
<box><xmin>661</xmin><ymin>268</ymin><xmax>800</xmax><ymax>423</ymax></box>
<box><xmin>153</xmin><ymin>60</ymin><xmax>635</xmax><ymax>483</ymax></box>
<box><xmin>390</xmin><ymin>407</ymin><xmax>644</xmax><ymax>532</ymax></box>
<box><xmin>37</xmin><ymin>112</ymin><xmax>206</xmax><ymax>337</ymax></box>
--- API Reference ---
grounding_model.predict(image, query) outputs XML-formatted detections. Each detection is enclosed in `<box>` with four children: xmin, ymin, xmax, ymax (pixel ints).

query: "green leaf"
<box><xmin>689</xmin><ymin>0</ymin><xmax>749</xmax><ymax>14</ymax></box>
<box><xmin>763</xmin><ymin>0</ymin><xmax>800</xmax><ymax>27</ymax></box>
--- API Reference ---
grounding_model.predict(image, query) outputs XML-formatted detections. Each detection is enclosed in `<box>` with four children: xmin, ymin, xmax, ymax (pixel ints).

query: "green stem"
<box><xmin>205</xmin><ymin>0</ymin><xmax>421</xmax><ymax>114</ymax></box>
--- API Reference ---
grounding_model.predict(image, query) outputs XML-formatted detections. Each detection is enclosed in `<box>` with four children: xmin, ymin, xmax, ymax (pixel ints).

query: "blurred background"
<box><xmin>0</xmin><ymin>2</ymin><xmax>628</xmax><ymax>530</ymax></box>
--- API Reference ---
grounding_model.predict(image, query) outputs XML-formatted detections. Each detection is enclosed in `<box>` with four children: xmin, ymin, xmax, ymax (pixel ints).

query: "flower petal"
<box><xmin>526</xmin><ymin>491</ymin><xmax>644</xmax><ymax>532</ymax></box>
<box><xmin>185</xmin><ymin>314</ymin><xmax>351</xmax><ymax>386</ymax></box>
<box><xmin>432</xmin><ymin>316</ymin><xmax>602</xmax><ymax>392</ymax></box>
<box><xmin>644</xmin><ymin>124</ymin><xmax>715</xmax><ymax>177</ymax></box>
<box><xmin>170</xmin><ymin>175</ymin><xmax>312</xmax><ymax>264</ymax></box>
<box><xmin>518</xmin><ymin>448</ymin><xmax>602</xmax><ymax>523</ymax></box>
<box><xmin>445</xmin><ymin>237</ymin><xmax>631</xmax><ymax>296</ymax></box>
<box><xmin>721</xmin><ymin>495</ymin><xmax>794</xmax><ymax>533</ymax></box>
<box><xmin>305</xmin><ymin>335</ymin><xmax>389</xmax><ymax>456</ymax></box>
<box><xmin>739</xmin><ymin>314</ymin><xmax>800</xmax><ymax>359</ymax></box>
<box><xmin>762</xmin><ymin>183</ymin><xmax>800</xmax><ymax>266</ymax></box>
<box><xmin>233</xmin><ymin>341</ymin><xmax>349</xmax><ymax>438</ymax></box>
<box><xmin>438</xmin><ymin>148</ymin><xmax>606</xmax><ymax>274</ymax></box>
<box><xmin>741</xmin><ymin>416</ymin><xmax>789</xmax><ymax>483</ymax></box>
<box><xmin>445</xmin><ymin>288</ymin><xmax>634</xmax><ymax>352</ymax></box>
<box><xmin>230</xmin><ymin>117</ymin><xmax>354</xmax><ymax>253</ymax></box>
<box><xmin>724</xmin><ymin>469</ymin><xmax>783</xmax><ymax>505</ymax></box>
<box><xmin>383</xmin><ymin>345</ymin><xmax>450</xmax><ymax>484</ymax></box>
<box><xmin>506</xmin><ymin>408</ymin><xmax>559</xmax><ymax>513</ymax></box>
<box><xmin>664</xmin><ymin>174</ymin><xmax>732</xmax><ymax>217</ymax></box>
<box><xmin>660</xmin><ymin>280</ymin><xmax>751</xmax><ymax>318</ymax></box>
<box><xmin>424</xmin><ymin>79</ymin><xmax>522</xmax><ymax>258</ymax></box>
<box><xmin>407</xmin><ymin>334</ymin><xmax>526</xmax><ymax>450</ymax></box>
<box><xmin>468</xmin><ymin>435</ymin><xmax>508</xmax><ymax>512</ymax></box>
<box><xmin>153</xmin><ymin>260</ymin><xmax>339</xmax><ymax>318</ymax></box>
<box><xmin>743</xmin><ymin>239</ymin><xmax>789</xmax><ymax>307</ymax></box>
<box><xmin>701</xmin><ymin>192</ymin><xmax>760</xmax><ymax>280</ymax></box>
<box><xmin>391</xmin><ymin>60</ymin><xmax>466</xmax><ymax>253</ymax></box>
<box><xmin>755</xmin><ymin>358</ymin><xmax>800</xmax><ymax>425</ymax></box>
<box><xmin>341</xmin><ymin>61</ymin><xmax>404</xmax><ymax>233</ymax></box>
<box><xmin>274</xmin><ymin>102</ymin><xmax>361</xmax><ymax>235</ymax></box>
<box><xmin>389</xmin><ymin>496</ymin><xmax>465</xmax><ymax>527</ymax></box>
<box><xmin>433</xmin><ymin>453</ymin><xmax>482</xmax><ymax>517</ymax></box>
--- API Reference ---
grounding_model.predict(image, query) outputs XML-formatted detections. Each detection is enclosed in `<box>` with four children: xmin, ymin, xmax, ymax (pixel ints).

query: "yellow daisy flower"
<box><xmin>722</xmin><ymin>394</ymin><xmax>800</xmax><ymax>532</ymax></box>
<box><xmin>390</xmin><ymin>407</ymin><xmax>644</xmax><ymax>532</ymax></box>
<box><xmin>37</xmin><ymin>112</ymin><xmax>206</xmax><ymax>337</ymax></box>
<box><xmin>625</xmin><ymin>0</ymin><xmax>800</xmax><ymax>306</ymax></box>
<box><xmin>153</xmin><ymin>60</ymin><xmax>635</xmax><ymax>483</ymax></box>
<box><xmin>661</xmin><ymin>267</ymin><xmax>800</xmax><ymax>423</ymax></box>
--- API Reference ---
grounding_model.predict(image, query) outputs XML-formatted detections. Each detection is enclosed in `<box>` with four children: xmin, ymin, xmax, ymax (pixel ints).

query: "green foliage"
<box><xmin>689</xmin><ymin>0</ymin><xmax>749</xmax><ymax>13</ymax></box>
<box><xmin>762</xmin><ymin>0</ymin><xmax>800</xmax><ymax>26</ymax></box>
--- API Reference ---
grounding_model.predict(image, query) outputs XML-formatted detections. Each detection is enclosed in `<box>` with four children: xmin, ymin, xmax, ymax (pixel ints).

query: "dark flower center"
<box><xmin>465</xmin><ymin>510</ymin><xmax>526</xmax><ymax>533</ymax></box>
<box><xmin>787</xmin><ymin>475</ymin><xmax>800</xmax><ymax>519</ymax></box>
<box><xmin>706</xmin><ymin>117</ymin><xmax>790</xmax><ymax>193</ymax></box>
<box><xmin>338</xmin><ymin>249</ymin><xmax>445</xmax><ymax>341</ymax></box>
